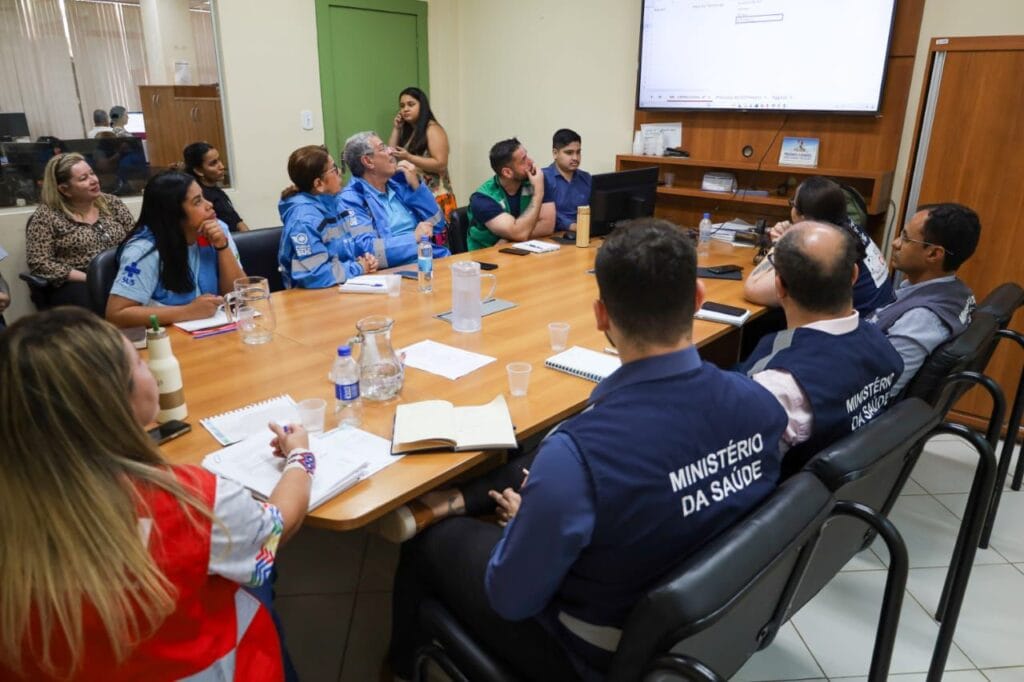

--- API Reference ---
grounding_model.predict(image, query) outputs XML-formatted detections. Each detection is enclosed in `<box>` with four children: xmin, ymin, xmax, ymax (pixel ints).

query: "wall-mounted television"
<box><xmin>637</xmin><ymin>0</ymin><xmax>897</xmax><ymax>114</ymax></box>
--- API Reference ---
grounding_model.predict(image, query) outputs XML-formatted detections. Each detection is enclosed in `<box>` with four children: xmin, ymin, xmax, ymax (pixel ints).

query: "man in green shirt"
<box><xmin>466</xmin><ymin>138</ymin><xmax>555</xmax><ymax>251</ymax></box>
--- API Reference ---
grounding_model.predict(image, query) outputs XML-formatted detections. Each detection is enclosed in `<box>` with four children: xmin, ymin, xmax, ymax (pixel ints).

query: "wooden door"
<box><xmin>139</xmin><ymin>85</ymin><xmax>177</xmax><ymax>167</ymax></box>
<box><xmin>901</xmin><ymin>36</ymin><xmax>1024</xmax><ymax>433</ymax></box>
<box><xmin>315</xmin><ymin>0</ymin><xmax>429</xmax><ymax>166</ymax></box>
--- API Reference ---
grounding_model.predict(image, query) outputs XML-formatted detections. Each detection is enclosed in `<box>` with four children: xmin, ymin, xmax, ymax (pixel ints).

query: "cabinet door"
<box><xmin>174</xmin><ymin>98</ymin><xmax>226</xmax><ymax>175</ymax></box>
<box><xmin>139</xmin><ymin>86</ymin><xmax>180</xmax><ymax>168</ymax></box>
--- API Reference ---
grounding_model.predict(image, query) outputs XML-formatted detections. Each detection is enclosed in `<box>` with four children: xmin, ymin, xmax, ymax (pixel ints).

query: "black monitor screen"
<box><xmin>589</xmin><ymin>167</ymin><xmax>659</xmax><ymax>236</ymax></box>
<box><xmin>0</xmin><ymin>113</ymin><xmax>30</xmax><ymax>138</ymax></box>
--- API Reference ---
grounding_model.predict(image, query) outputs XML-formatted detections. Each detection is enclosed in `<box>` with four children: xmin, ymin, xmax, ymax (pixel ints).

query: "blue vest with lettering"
<box><xmin>871</xmin><ymin>276</ymin><xmax>974</xmax><ymax>337</ymax></box>
<box><xmin>552</xmin><ymin>358</ymin><xmax>787</xmax><ymax>655</ymax></box>
<box><xmin>740</xmin><ymin>319</ymin><xmax>903</xmax><ymax>475</ymax></box>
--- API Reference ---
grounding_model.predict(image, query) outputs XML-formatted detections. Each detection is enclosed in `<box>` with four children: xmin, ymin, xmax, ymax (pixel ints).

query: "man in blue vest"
<box><xmin>387</xmin><ymin>219</ymin><xmax>789</xmax><ymax>680</ymax></box>
<box><xmin>466</xmin><ymin>137</ymin><xmax>556</xmax><ymax>250</ymax></box>
<box><xmin>542</xmin><ymin>128</ymin><xmax>592</xmax><ymax>233</ymax></box>
<box><xmin>868</xmin><ymin>203</ymin><xmax>980</xmax><ymax>395</ymax></box>
<box><xmin>338</xmin><ymin>131</ymin><xmax>450</xmax><ymax>267</ymax></box>
<box><xmin>738</xmin><ymin>221</ymin><xmax>904</xmax><ymax>476</ymax></box>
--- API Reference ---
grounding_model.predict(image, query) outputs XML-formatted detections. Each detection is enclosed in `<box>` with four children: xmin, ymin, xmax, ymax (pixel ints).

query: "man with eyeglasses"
<box><xmin>868</xmin><ymin>203</ymin><xmax>981</xmax><ymax>395</ymax></box>
<box><xmin>737</xmin><ymin>221</ymin><xmax>903</xmax><ymax>476</ymax></box>
<box><xmin>338</xmin><ymin>131</ymin><xmax>450</xmax><ymax>267</ymax></box>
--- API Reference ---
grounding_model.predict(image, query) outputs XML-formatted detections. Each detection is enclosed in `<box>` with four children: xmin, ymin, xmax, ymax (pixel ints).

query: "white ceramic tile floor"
<box><xmin>276</xmin><ymin>434</ymin><xmax>1024</xmax><ymax>681</ymax></box>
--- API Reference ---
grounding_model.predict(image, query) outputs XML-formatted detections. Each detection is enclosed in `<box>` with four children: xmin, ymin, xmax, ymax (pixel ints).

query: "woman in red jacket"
<box><xmin>0</xmin><ymin>307</ymin><xmax>313</xmax><ymax>680</ymax></box>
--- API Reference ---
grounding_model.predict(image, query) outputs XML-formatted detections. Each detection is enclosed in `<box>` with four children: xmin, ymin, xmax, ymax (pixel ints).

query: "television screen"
<box><xmin>0</xmin><ymin>112</ymin><xmax>30</xmax><ymax>138</ymax></box>
<box><xmin>637</xmin><ymin>0</ymin><xmax>897</xmax><ymax>113</ymax></box>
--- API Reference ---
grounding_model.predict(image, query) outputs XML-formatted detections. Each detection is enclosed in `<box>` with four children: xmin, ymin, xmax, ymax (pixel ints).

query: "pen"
<box><xmin>603</xmin><ymin>347</ymin><xmax>619</xmax><ymax>355</ymax></box>
<box><xmin>346</xmin><ymin>282</ymin><xmax>384</xmax><ymax>288</ymax></box>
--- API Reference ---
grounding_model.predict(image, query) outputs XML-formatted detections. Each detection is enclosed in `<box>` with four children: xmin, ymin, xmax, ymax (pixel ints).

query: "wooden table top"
<box><xmin>160</xmin><ymin>238</ymin><xmax>763</xmax><ymax>530</ymax></box>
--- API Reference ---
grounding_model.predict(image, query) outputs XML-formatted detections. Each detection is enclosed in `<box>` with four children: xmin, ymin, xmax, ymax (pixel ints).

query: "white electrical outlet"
<box><xmin>301</xmin><ymin>110</ymin><xmax>314</xmax><ymax>130</ymax></box>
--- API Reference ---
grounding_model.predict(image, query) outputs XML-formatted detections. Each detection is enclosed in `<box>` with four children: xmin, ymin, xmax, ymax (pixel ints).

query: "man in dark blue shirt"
<box><xmin>387</xmin><ymin>219</ymin><xmax>789</xmax><ymax>681</ymax></box>
<box><xmin>542</xmin><ymin>128</ymin><xmax>592</xmax><ymax>232</ymax></box>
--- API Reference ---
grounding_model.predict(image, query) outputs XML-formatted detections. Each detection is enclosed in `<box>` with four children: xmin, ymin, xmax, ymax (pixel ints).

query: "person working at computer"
<box><xmin>109</xmin><ymin>106</ymin><xmax>132</xmax><ymax>138</ymax></box>
<box><xmin>182</xmin><ymin>142</ymin><xmax>250</xmax><ymax>232</ymax></box>
<box><xmin>542</xmin><ymin>128</ymin><xmax>592</xmax><ymax>233</ymax></box>
<box><xmin>26</xmin><ymin>152</ymin><xmax>135</xmax><ymax>308</ymax></box>
<box><xmin>338</xmin><ymin>131</ymin><xmax>450</xmax><ymax>267</ymax></box>
<box><xmin>87</xmin><ymin>109</ymin><xmax>113</xmax><ymax>138</ymax></box>
<box><xmin>743</xmin><ymin>176</ymin><xmax>894</xmax><ymax>317</ymax></box>
<box><xmin>278</xmin><ymin>144</ymin><xmax>378</xmax><ymax>289</ymax></box>
<box><xmin>387</xmin><ymin>219</ymin><xmax>789</xmax><ymax>680</ymax></box>
<box><xmin>868</xmin><ymin>203</ymin><xmax>980</xmax><ymax>395</ymax></box>
<box><xmin>466</xmin><ymin>137</ymin><xmax>555</xmax><ymax>251</ymax></box>
<box><xmin>737</xmin><ymin>221</ymin><xmax>903</xmax><ymax>476</ymax></box>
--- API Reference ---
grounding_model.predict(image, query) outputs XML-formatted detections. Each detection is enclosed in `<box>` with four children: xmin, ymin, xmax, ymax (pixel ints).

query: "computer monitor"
<box><xmin>124</xmin><ymin>111</ymin><xmax>145</xmax><ymax>135</ymax></box>
<box><xmin>0</xmin><ymin>113</ymin><xmax>30</xmax><ymax>139</ymax></box>
<box><xmin>589</xmin><ymin>166</ymin><xmax>659</xmax><ymax>236</ymax></box>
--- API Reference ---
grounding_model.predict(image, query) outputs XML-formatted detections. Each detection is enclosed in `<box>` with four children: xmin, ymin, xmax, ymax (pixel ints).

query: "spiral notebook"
<box><xmin>200</xmin><ymin>394</ymin><xmax>299</xmax><ymax>446</ymax></box>
<box><xmin>545</xmin><ymin>346</ymin><xmax>621</xmax><ymax>384</ymax></box>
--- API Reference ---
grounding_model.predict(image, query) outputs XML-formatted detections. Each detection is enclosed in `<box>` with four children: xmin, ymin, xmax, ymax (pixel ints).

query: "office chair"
<box><xmin>446</xmin><ymin>207</ymin><xmax>469</xmax><ymax>255</ymax></box>
<box><xmin>796</xmin><ymin>398</ymin><xmax>996</xmax><ymax>678</ymax></box>
<box><xmin>85</xmin><ymin>247</ymin><xmax>121</xmax><ymax>317</ymax></box>
<box><xmin>234</xmin><ymin>226</ymin><xmax>285</xmax><ymax>292</ymax></box>
<box><xmin>415</xmin><ymin>472</ymin><xmax>909</xmax><ymax>682</ymax></box>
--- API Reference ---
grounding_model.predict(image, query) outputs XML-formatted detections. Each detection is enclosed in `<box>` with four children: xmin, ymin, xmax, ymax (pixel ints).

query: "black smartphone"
<box><xmin>553</xmin><ymin>232</ymin><xmax>577</xmax><ymax>244</ymax></box>
<box><xmin>148</xmin><ymin>420</ymin><xmax>191</xmax><ymax>445</ymax></box>
<box><xmin>706</xmin><ymin>264</ymin><xmax>743</xmax><ymax>275</ymax></box>
<box><xmin>476</xmin><ymin>261</ymin><xmax>498</xmax><ymax>270</ymax></box>
<box><xmin>701</xmin><ymin>301</ymin><xmax>748</xmax><ymax>317</ymax></box>
<box><xmin>397</xmin><ymin>270</ymin><xmax>419</xmax><ymax>280</ymax></box>
<box><xmin>498</xmin><ymin>247</ymin><xmax>531</xmax><ymax>256</ymax></box>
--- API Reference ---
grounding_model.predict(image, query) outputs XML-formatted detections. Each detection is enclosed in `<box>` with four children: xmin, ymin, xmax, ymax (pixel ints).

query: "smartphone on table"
<box><xmin>498</xmin><ymin>247</ymin><xmax>531</xmax><ymax>256</ymax></box>
<box><xmin>700</xmin><ymin>301</ymin><xmax>748</xmax><ymax>317</ymax></box>
<box><xmin>705</xmin><ymin>264</ymin><xmax>743</xmax><ymax>275</ymax></box>
<box><xmin>147</xmin><ymin>420</ymin><xmax>191</xmax><ymax>445</ymax></box>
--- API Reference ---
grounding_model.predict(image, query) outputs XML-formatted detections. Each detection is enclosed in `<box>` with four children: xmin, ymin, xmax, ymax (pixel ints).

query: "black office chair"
<box><xmin>415</xmin><ymin>473</ymin><xmax>909</xmax><ymax>681</ymax></box>
<box><xmin>966</xmin><ymin>283</ymin><xmax>1024</xmax><ymax>545</ymax></box>
<box><xmin>447</xmin><ymin>207</ymin><xmax>469</xmax><ymax>255</ymax></box>
<box><xmin>234</xmin><ymin>226</ymin><xmax>285</xmax><ymax>292</ymax></box>
<box><xmin>85</xmin><ymin>247</ymin><xmax>121</xmax><ymax>317</ymax></box>
<box><xmin>796</xmin><ymin>398</ymin><xmax>996</xmax><ymax>678</ymax></box>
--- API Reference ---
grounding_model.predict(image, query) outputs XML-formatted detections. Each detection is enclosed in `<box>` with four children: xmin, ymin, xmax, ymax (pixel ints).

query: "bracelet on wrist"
<box><xmin>214</xmin><ymin>243</ymin><xmax>230</xmax><ymax>251</ymax></box>
<box><xmin>284</xmin><ymin>450</ymin><xmax>316</xmax><ymax>477</ymax></box>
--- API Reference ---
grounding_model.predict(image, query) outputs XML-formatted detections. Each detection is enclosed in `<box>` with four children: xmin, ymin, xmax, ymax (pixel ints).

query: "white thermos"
<box><xmin>146</xmin><ymin>315</ymin><xmax>187</xmax><ymax>423</ymax></box>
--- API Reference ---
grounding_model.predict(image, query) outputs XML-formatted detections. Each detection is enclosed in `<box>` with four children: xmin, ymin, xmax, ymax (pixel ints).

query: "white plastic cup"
<box><xmin>506</xmin><ymin>362</ymin><xmax>532</xmax><ymax>397</ymax></box>
<box><xmin>663</xmin><ymin>171</ymin><xmax>675</xmax><ymax>186</ymax></box>
<box><xmin>297</xmin><ymin>398</ymin><xmax>326</xmax><ymax>433</ymax></box>
<box><xmin>548</xmin><ymin>322</ymin><xmax>570</xmax><ymax>351</ymax></box>
<box><xmin>385</xmin><ymin>274</ymin><xmax>402</xmax><ymax>297</ymax></box>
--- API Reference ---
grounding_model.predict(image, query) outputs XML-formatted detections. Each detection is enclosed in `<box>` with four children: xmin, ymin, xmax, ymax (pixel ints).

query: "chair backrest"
<box><xmin>234</xmin><ymin>227</ymin><xmax>284</xmax><ymax>292</ymax></box>
<box><xmin>447</xmin><ymin>206</ymin><xmax>469</xmax><ymax>254</ymax></box>
<box><xmin>976</xmin><ymin>282</ymin><xmax>1024</xmax><ymax>329</ymax></box>
<box><xmin>607</xmin><ymin>473</ymin><xmax>834</xmax><ymax>681</ymax></box>
<box><xmin>790</xmin><ymin>399</ymin><xmax>941</xmax><ymax>612</ymax></box>
<box><xmin>85</xmin><ymin>247</ymin><xmax>121</xmax><ymax>316</ymax></box>
<box><xmin>903</xmin><ymin>312</ymin><xmax>1000</xmax><ymax>414</ymax></box>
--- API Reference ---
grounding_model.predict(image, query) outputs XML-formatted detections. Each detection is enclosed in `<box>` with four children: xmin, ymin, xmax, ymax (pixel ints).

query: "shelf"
<box><xmin>618</xmin><ymin>155</ymin><xmax>891</xmax><ymax>181</ymax></box>
<box><xmin>657</xmin><ymin>186</ymin><xmax>789</xmax><ymax>208</ymax></box>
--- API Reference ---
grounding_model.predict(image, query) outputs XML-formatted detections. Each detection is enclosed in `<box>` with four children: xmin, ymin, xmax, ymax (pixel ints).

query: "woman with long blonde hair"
<box><xmin>25</xmin><ymin>152</ymin><xmax>135</xmax><ymax>308</ymax></box>
<box><xmin>0</xmin><ymin>307</ymin><xmax>313</xmax><ymax>680</ymax></box>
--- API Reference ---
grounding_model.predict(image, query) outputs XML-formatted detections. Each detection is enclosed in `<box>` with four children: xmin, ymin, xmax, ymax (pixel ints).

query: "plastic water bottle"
<box><xmin>417</xmin><ymin>236</ymin><xmax>433</xmax><ymax>292</ymax></box>
<box><xmin>698</xmin><ymin>212</ymin><xmax>713</xmax><ymax>257</ymax></box>
<box><xmin>332</xmin><ymin>345</ymin><xmax>362</xmax><ymax>427</ymax></box>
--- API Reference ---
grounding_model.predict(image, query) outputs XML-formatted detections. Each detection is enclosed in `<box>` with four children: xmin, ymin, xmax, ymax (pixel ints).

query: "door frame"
<box><xmin>314</xmin><ymin>0</ymin><xmax>430</xmax><ymax>159</ymax></box>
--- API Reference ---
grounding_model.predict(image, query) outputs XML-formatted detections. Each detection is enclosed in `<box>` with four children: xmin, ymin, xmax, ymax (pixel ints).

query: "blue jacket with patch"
<box><xmin>278</xmin><ymin>191</ymin><xmax>367</xmax><ymax>289</ymax></box>
<box><xmin>338</xmin><ymin>173</ymin><xmax>449</xmax><ymax>267</ymax></box>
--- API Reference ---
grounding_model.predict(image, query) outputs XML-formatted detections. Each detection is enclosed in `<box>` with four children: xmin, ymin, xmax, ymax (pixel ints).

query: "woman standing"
<box><xmin>388</xmin><ymin>87</ymin><xmax>457</xmax><ymax>225</ymax></box>
<box><xmin>106</xmin><ymin>170</ymin><xmax>246</xmax><ymax>327</ymax></box>
<box><xmin>25</xmin><ymin>153</ymin><xmax>135</xmax><ymax>307</ymax></box>
<box><xmin>182</xmin><ymin>141</ymin><xmax>250</xmax><ymax>232</ymax></box>
<box><xmin>0</xmin><ymin>307</ymin><xmax>312</xmax><ymax>680</ymax></box>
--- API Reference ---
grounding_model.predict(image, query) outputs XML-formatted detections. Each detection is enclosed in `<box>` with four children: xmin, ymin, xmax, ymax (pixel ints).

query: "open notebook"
<box><xmin>391</xmin><ymin>395</ymin><xmax>516</xmax><ymax>455</ymax></box>
<box><xmin>202</xmin><ymin>426</ymin><xmax>393</xmax><ymax>511</ymax></box>
<box><xmin>200</xmin><ymin>395</ymin><xmax>299</xmax><ymax>446</ymax></box>
<box><xmin>545</xmin><ymin>346</ymin><xmax>622</xmax><ymax>384</ymax></box>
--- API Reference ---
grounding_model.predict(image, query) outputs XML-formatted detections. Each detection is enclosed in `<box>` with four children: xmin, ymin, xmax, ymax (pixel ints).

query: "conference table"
<box><xmin>160</xmin><ymin>237</ymin><xmax>764</xmax><ymax>531</ymax></box>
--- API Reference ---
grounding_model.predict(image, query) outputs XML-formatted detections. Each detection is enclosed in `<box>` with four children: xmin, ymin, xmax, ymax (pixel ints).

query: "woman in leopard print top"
<box><xmin>26</xmin><ymin>153</ymin><xmax>135</xmax><ymax>308</ymax></box>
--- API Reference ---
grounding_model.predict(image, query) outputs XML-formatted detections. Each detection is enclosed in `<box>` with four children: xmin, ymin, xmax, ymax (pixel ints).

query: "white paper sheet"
<box><xmin>399</xmin><ymin>339</ymin><xmax>496</xmax><ymax>381</ymax></box>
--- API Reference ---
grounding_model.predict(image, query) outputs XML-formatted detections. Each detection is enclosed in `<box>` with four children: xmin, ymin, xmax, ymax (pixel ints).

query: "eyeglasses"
<box><xmin>321</xmin><ymin>164</ymin><xmax>340</xmax><ymax>178</ymax></box>
<box><xmin>898</xmin><ymin>228</ymin><xmax>953</xmax><ymax>255</ymax></box>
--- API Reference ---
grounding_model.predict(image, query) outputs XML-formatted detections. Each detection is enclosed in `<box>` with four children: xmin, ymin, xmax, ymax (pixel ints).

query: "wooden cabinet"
<box><xmin>139</xmin><ymin>85</ymin><xmax>225</xmax><ymax>171</ymax></box>
<box><xmin>617</xmin><ymin>154</ymin><xmax>893</xmax><ymax>237</ymax></box>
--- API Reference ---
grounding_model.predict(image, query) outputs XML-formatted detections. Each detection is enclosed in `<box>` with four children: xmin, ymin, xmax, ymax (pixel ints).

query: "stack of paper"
<box><xmin>338</xmin><ymin>275</ymin><xmax>389</xmax><ymax>294</ymax></box>
<box><xmin>202</xmin><ymin>426</ymin><xmax>396</xmax><ymax>511</ymax></box>
<box><xmin>516</xmin><ymin>240</ymin><xmax>560</xmax><ymax>253</ymax></box>
<box><xmin>399</xmin><ymin>339</ymin><xmax>496</xmax><ymax>380</ymax></box>
<box><xmin>173</xmin><ymin>308</ymin><xmax>238</xmax><ymax>338</ymax></box>
<box><xmin>710</xmin><ymin>219</ymin><xmax>756</xmax><ymax>244</ymax></box>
